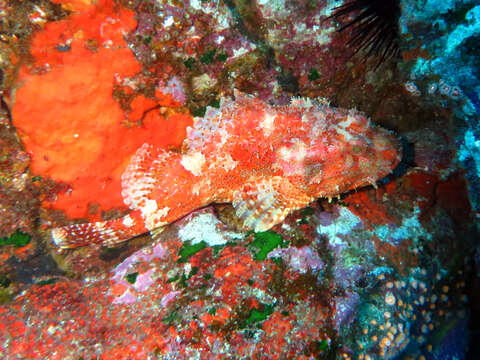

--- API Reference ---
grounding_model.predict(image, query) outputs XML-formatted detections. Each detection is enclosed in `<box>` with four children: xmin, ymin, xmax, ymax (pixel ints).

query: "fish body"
<box><xmin>52</xmin><ymin>91</ymin><xmax>401</xmax><ymax>248</ymax></box>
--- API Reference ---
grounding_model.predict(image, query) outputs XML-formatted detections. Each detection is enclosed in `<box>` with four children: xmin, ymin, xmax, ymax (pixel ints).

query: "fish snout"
<box><xmin>371</xmin><ymin>127</ymin><xmax>402</xmax><ymax>173</ymax></box>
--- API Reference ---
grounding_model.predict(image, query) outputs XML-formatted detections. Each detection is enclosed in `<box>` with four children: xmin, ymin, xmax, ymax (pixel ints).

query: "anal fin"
<box><xmin>232</xmin><ymin>176</ymin><xmax>312</xmax><ymax>232</ymax></box>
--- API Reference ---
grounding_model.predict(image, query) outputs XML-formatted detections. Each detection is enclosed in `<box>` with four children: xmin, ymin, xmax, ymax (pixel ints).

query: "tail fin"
<box><xmin>51</xmin><ymin>210</ymin><xmax>149</xmax><ymax>249</ymax></box>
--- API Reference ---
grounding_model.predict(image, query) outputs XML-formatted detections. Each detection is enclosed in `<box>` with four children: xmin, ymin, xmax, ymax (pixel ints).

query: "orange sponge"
<box><xmin>12</xmin><ymin>0</ymin><xmax>192</xmax><ymax>220</ymax></box>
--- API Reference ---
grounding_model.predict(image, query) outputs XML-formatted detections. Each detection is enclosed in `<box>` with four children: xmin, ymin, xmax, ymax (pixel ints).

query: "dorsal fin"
<box><xmin>185</xmin><ymin>91</ymin><xmax>260</xmax><ymax>153</ymax></box>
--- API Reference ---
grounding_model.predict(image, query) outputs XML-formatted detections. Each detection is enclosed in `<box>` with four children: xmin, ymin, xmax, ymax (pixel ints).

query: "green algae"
<box><xmin>200</xmin><ymin>49</ymin><xmax>228</xmax><ymax>64</ymax></box>
<box><xmin>162</xmin><ymin>310</ymin><xmax>181</xmax><ymax>325</ymax></box>
<box><xmin>184</xmin><ymin>57</ymin><xmax>195</xmax><ymax>69</ymax></box>
<box><xmin>185</xmin><ymin>47</ymin><xmax>227</xmax><ymax>69</ymax></box>
<box><xmin>298</xmin><ymin>206</ymin><xmax>316</xmax><ymax>225</ymax></box>
<box><xmin>301</xmin><ymin>207</ymin><xmax>315</xmax><ymax>216</ymax></box>
<box><xmin>216</xmin><ymin>52</ymin><xmax>228</xmax><ymax>62</ymax></box>
<box><xmin>36</xmin><ymin>278</ymin><xmax>59</xmax><ymax>286</ymax></box>
<box><xmin>250</xmin><ymin>231</ymin><xmax>287</xmax><ymax>261</ymax></box>
<box><xmin>166</xmin><ymin>274</ymin><xmax>180</xmax><ymax>283</ymax></box>
<box><xmin>192</xmin><ymin>98</ymin><xmax>221</xmax><ymax>118</ymax></box>
<box><xmin>0</xmin><ymin>230</ymin><xmax>30</xmax><ymax>247</ymax></box>
<box><xmin>177</xmin><ymin>241</ymin><xmax>207</xmax><ymax>263</ymax></box>
<box><xmin>208</xmin><ymin>98</ymin><xmax>221</xmax><ymax>108</ymax></box>
<box><xmin>211</xmin><ymin>241</ymin><xmax>237</xmax><ymax>257</ymax></box>
<box><xmin>192</xmin><ymin>106</ymin><xmax>207</xmax><ymax>117</ymax></box>
<box><xmin>203</xmin><ymin>273</ymin><xmax>212</xmax><ymax>281</ymax></box>
<box><xmin>125</xmin><ymin>272</ymin><xmax>138</xmax><ymax>284</ymax></box>
<box><xmin>142</xmin><ymin>35</ymin><xmax>152</xmax><ymax>45</ymax></box>
<box><xmin>208</xmin><ymin>307</ymin><xmax>217</xmax><ymax>315</ymax></box>
<box><xmin>308</xmin><ymin>68</ymin><xmax>321</xmax><ymax>81</ymax></box>
<box><xmin>0</xmin><ymin>275</ymin><xmax>11</xmax><ymax>288</ymax></box>
<box><xmin>315</xmin><ymin>340</ymin><xmax>329</xmax><ymax>351</ymax></box>
<box><xmin>178</xmin><ymin>273</ymin><xmax>189</xmax><ymax>288</ymax></box>
<box><xmin>179</xmin><ymin>266</ymin><xmax>199</xmax><ymax>288</ymax></box>
<box><xmin>167</xmin><ymin>267</ymin><xmax>199</xmax><ymax>288</ymax></box>
<box><xmin>244</xmin><ymin>302</ymin><xmax>274</xmax><ymax>327</ymax></box>
<box><xmin>200</xmin><ymin>49</ymin><xmax>217</xmax><ymax>64</ymax></box>
<box><xmin>269</xmin><ymin>257</ymin><xmax>283</xmax><ymax>266</ymax></box>
<box><xmin>0</xmin><ymin>289</ymin><xmax>12</xmax><ymax>305</ymax></box>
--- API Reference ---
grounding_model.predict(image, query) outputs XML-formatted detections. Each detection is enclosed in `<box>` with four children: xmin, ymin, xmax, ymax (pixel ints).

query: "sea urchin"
<box><xmin>328</xmin><ymin>0</ymin><xmax>402</xmax><ymax>67</ymax></box>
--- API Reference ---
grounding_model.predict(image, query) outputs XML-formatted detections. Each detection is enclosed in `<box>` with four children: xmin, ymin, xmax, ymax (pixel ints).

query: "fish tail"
<box><xmin>51</xmin><ymin>210</ymin><xmax>149</xmax><ymax>249</ymax></box>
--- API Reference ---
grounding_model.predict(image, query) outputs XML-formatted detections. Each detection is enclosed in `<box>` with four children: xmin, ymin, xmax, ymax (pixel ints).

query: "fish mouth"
<box><xmin>306</xmin><ymin>126</ymin><xmax>402</xmax><ymax>197</ymax></box>
<box><xmin>372</xmin><ymin>127</ymin><xmax>403</xmax><ymax>173</ymax></box>
<box><xmin>324</xmin><ymin>128</ymin><xmax>401</xmax><ymax>191</ymax></box>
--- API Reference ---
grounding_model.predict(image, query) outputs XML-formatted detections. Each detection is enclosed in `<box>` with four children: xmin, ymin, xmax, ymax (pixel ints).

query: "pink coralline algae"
<box><xmin>109</xmin><ymin>242</ymin><xmax>168</xmax><ymax>304</ymax></box>
<box><xmin>51</xmin><ymin>91</ymin><xmax>400</xmax><ymax>249</ymax></box>
<box><xmin>268</xmin><ymin>245</ymin><xmax>324</xmax><ymax>274</ymax></box>
<box><xmin>157</xmin><ymin>76</ymin><xmax>187</xmax><ymax>105</ymax></box>
<box><xmin>0</xmin><ymin>230</ymin><xmax>333</xmax><ymax>359</ymax></box>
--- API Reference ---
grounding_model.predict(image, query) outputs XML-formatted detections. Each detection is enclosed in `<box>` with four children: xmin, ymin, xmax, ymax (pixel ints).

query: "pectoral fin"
<box><xmin>232</xmin><ymin>176</ymin><xmax>312</xmax><ymax>232</ymax></box>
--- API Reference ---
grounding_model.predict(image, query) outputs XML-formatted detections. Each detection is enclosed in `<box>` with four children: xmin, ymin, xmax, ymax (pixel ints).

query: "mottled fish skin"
<box><xmin>52</xmin><ymin>91</ymin><xmax>401</xmax><ymax>248</ymax></box>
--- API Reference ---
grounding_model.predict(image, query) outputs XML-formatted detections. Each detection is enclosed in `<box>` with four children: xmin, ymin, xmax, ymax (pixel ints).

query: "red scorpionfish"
<box><xmin>52</xmin><ymin>91</ymin><xmax>401</xmax><ymax>248</ymax></box>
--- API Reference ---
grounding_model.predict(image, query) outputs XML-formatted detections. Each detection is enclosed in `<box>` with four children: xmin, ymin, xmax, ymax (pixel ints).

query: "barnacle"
<box><xmin>328</xmin><ymin>0</ymin><xmax>401</xmax><ymax>67</ymax></box>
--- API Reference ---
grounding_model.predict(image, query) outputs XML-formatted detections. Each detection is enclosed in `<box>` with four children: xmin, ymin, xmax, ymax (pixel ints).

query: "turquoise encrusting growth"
<box><xmin>400</xmin><ymin>0</ymin><xmax>480</xmax><ymax>211</ymax></box>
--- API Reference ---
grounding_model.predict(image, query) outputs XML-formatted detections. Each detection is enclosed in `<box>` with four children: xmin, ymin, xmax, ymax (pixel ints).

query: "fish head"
<box><xmin>290</xmin><ymin>106</ymin><xmax>402</xmax><ymax>197</ymax></box>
